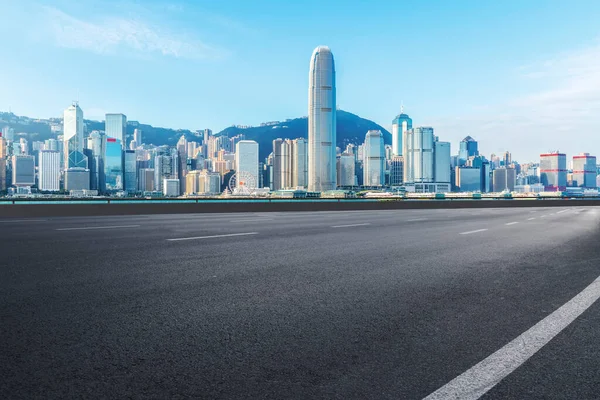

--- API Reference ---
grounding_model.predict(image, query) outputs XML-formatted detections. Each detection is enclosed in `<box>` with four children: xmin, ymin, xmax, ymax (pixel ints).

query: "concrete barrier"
<box><xmin>0</xmin><ymin>199</ymin><xmax>597</xmax><ymax>218</ymax></box>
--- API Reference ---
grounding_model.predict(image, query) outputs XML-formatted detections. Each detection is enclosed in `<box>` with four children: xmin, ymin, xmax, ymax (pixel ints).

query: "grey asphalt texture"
<box><xmin>2</xmin><ymin>207</ymin><xmax>600</xmax><ymax>399</ymax></box>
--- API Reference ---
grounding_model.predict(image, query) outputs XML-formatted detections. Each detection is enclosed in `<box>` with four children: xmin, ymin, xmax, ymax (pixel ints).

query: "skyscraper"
<box><xmin>177</xmin><ymin>135</ymin><xmax>188</xmax><ymax>194</ymax></box>
<box><xmin>235</xmin><ymin>140</ymin><xmax>259</xmax><ymax>189</ymax></box>
<box><xmin>105</xmin><ymin>113</ymin><xmax>127</xmax><ymax>147</ymax></box>
<box><xmin>389</xmin><ymin>156</ymin><xmax>404</xmax><ymax>186</ymax></box>
<box><xmin>363</xmin><ymin>130</ymin><xmax>385</xmax><ymax>186</ymax></box>
<box><xmin>12</xmin><ymin>155</ymin><xmax>35</xmax><ymax>186</ymax></box>
<box><xmin>572</xmin><ymin>153</ymin><xmax>597</xmax><ymax>188</ymax></box>
<box><xmin>63</xmin><ymin>102</ymin><xmax>87</xmax><ymax>169</ymax></box>
<box><xmin>308</xmin><ymin>46</ymin><xmax>336</xmax><ymax>192</ymax></box>
<box><xmin>540</xmin><ymin>152</ymin><xmax>567</xmax><ymax>191</ymax></box>
<box><xmin>39</xmin><ymin>150</ymin><xmax>61</xmax><ymax>191</ymax></box>
<box><xmin>492</xmin><ymin>168</ymin><xmax>516</xmax><ymax>192</ymax></box>
<box><xmin>337</xmin><ymin>152</ymin><xmax>356</xmax><ymax>186</ymax></box>
<box><xmin>104</xmin><ymin>138</ymin><xmax>123</xmax><ymax>191</ymax></box>
<box><xmin>292</xmin><ymin>138</ymin><xmax>308</xmax><ymax>188</ymax></box>
<box><xmin>133</xmin><ymin>128</ymin><xmax>143</xmax><ymax>147</ymax></box>
<box><xmin>458</xmin><ymin>136</ymin><xmax>478</xmax><ymax>165</ymax></box>
<box><xmin>0</xmin><ymin>135</ymin><xmax>6</xmax><ymax>192</ymax></box>
<box><xmin>434</xmin><ymin>139</ymin><xmax>451</xmax><ymax>185</ymax></box>
<box><xmin>272</xmin><ymin>139</ymin><xmax>292</xmax><ymax>190</ymax></box>
<box><xmin>391</xmin><ymin>108</ymin><xmax>412</xmax><ymax>156</ymax></box>
<box><xmin>124</xmin><ymin>150</ymin><xmax>137</xmax><ymax>193</ymax></box>
<box><xmin>404</xmin><ymin>127</ymin><xmax>434</xmax><ymax>184</ymax></box>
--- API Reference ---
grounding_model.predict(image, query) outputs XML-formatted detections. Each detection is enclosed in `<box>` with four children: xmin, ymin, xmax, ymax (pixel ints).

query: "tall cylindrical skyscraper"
<box><xmin>308</xmin><ymin>46</ymin><xmax>336</xmax><ymax>192</ymax></box>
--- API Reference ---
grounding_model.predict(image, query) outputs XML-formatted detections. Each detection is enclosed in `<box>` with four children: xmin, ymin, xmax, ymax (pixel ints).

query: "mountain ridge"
<box><xmin>0</xmin><ymin>110</ymin><xmax>391</xmax><ymax>161</ymax></box>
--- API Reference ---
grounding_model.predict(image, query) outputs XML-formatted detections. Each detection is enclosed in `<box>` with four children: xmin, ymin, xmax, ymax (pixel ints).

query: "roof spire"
<box><xmin>400</xmin><ymin>101</ymin><xmax>404</xmax><ymax>114</ymax></box>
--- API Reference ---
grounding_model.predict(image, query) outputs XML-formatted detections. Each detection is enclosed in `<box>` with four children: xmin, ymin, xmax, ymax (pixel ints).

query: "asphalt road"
<box><xmin>2</xmin><ymin>207</ymin><xmax>600</xmax><ymax>399</ymax></box>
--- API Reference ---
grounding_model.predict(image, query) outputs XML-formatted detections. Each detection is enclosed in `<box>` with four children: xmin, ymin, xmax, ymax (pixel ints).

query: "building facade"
<box><xmin>12</xmin><ymin>155</ymin><xmax>35</xmax><ymax>186</ymax></box>
<box><xmin>391</xmin><ymin>110</ymin><xmax>412</xmax><ymax>156</ymax></box>
<box><xmin>363</xmin><ymin>130</ymin><xmax>385</xmax><ymax>186</ymax></box>
<box><xmin>104</xmin><ymin>138</ymin><xmax>123</xmax><ymax>192</ymax></box>
<box><xmin>235</xmin><ymin>140</ymin><xmax>259</xmax><ymax>189</ymax></box>
<box><xmin>492</xmin><ymin>167</ymin><xmax>516</xmax><ymax>192</ymax></box>
<box><xmin>308</xmin><ymin>46</ymin><xmax>336</xmax><ymax>192</ymax></box>
<box><xmin>63</xmin><ymin>103</ymin><xmax>87</xmax><ymax>169</ymax></box>
<box><xmin>572</xmin><ymin>153</ymin><xmax>597</xmax><ymax>188</ymax></box>
<box><xmin>39</xmin><ymin>150</ymin><xmax>61</xmax><ymax>191</ymax></box>
<box><xmin>105</xmin><ymin>113</ymin><xmax>127</xmax><ymax>147</ymax></box>
<box><xmin>540</xmin><ymin>152</ymin><xmax>567</xmax><ymax>191</ymax></box>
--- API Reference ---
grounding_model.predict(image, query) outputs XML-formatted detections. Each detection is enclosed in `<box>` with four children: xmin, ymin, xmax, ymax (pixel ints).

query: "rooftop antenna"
<box><xmin>400</xmin><ymin>101</ymin><xmax>404</xmax><ymax>114</ymax></box>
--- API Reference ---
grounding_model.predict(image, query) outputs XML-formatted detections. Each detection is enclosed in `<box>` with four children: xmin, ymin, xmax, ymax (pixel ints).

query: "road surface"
<box><xmin>2</xmin><ymin>206</ymin><xmax>600</xmax><ymax>399</ymax></box>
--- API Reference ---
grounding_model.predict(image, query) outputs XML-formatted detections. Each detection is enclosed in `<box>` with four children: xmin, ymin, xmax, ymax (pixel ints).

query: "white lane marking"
<box><xmin>229</xmin><ymin>218</ymin><xmax>274</xmax><ymax>223</ymax></box>
<box><xmin>56</xmin><ymin>225</ymin><xmax>140</xmax><ymax>231</ymax></box>
<box><xmin>556</xmin><ymin>209</ymin><xmax>569</xmax><ymax>214</ymax></box>
<box><xmin>167</xmin><ymin>232</ymin><xmax>258</xmax><ymax>242</ymax></box>
<box><xmin>505</xmin><ymin>222</ymin><xmax>519</xmax><ymax>226</ymax></box>
<box><xmin>331</xmin><ymin>223</ymin><xmax>371</xmax><ymax>228</ymax></box>
<box><xmin>423</xmin><ymin>275</ymin><xmax>600</xmax><ymax>400</ymax></box>
<box><xmin>406</xmin><ymin>218</ymin><xmax>428</xmax><ymax>222</ymax></box>
<box><xmin>460</xmin><ymin>229</ymin><xmax>488</xmax><ymax>235</ymax></box>
<box><xmin>0</xmin><ymin>219</ymin><xmax>47</xmax><ymax>223</ymax></box>
<box><xmin>541</xmin><ymin>215</ymin><xmax>547</xmax><ymax>218</ymax></box>
<box><xmin>527</xmin><ymin>217</ymin><xmax>536</xmax><ymax>221</ymax></box>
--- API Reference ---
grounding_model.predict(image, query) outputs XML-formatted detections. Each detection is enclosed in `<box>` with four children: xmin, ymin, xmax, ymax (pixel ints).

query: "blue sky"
<box><xmin>1</xmin><ymin>0</ymin><xmax>600</xmax><ymax>161</ymax></box>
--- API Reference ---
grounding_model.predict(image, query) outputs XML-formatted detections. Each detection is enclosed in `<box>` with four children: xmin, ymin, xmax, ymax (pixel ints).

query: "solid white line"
<box><xmin>505</xmin><ymin>222</ymin><xmax>519</xmax><ymax>226</ymax></box>
<box><xmin>167</xmin><ymin>232</ymin><xmax>258</xmax><ymax>241</ymax></box>
<box><xmin>0</xmin><ymin>219</ymin><xmax>47</xmax><ymax>223</ymax></box>
<box><xmin>331</xmin><ymin>223</ymin><xmax>371</xmax><ymax>228</ymax></box>
<box><xmin>527</xmin><ymin>217</ymin><xmax>536</xmax><ymax>221</ymax></box>
<box><xmin>423</xmin><ymin>275</ymin><xmax>600</xmax><ymax>400</ymax></box>
<box><xmin>229</xmin><ymin>218</ymin><xmax>274</xmax><ymax>223</ymax></box>
<box><xmin>56</xmin><ymin>225</ymin><xmax>140</xmax><ymax>231</ymax></box>
<box><xmin>406</xmin><ymin>218</ymin><xmax>428</xmax><ymax>222</ymax></box>
<box><xmin>460</xmin><ymin>229</ymin><xmax>488</xmax><ymax>235</ymax></box>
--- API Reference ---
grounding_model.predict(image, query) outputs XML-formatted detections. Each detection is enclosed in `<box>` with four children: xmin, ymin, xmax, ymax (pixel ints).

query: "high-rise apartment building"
<box><xmin>391</xmin><ymin>109</ymin><xmax>412</xmax><ymax>156</ymax></box>
<box><xmin>308</xmin><ymin>46</ymin><xmax>336</xmax><ymax>192</ymax></box>
<box><xmin>63</xmin><ymin>102</ymin><xmax>87</xmax><ymax>169</ymax></box>
<box><xmin>363</xmin><ymin>130</ymin><xmax>385</xmax><ymax>186</ymax></box>
<box><xmin>39</xmin><ymin>150</ymin><xmax>61</xmax><ymax>191</ymax></box>
<box><xmin>235</xmin><ymin>140</ymin><xmax>259</xmax><ymax>189</ymax></box>
<box><xmin>272</xmin><ymin>139</ymin><xmax>291</xmax><ymax>190</ymax></box>
<box><xmin>540</xmin><ymin>152</ymin><xmax>567</xmax><ymax>191</ymax></box>
<box><xmin>105</xmin><ymin>114</ymin><xmax>127</xmax><ymax>147</ymax></box>
<box><xmin>572</xmin><ymin>153</ymin><xmax>597</xmax><ymax>188</ymax></box>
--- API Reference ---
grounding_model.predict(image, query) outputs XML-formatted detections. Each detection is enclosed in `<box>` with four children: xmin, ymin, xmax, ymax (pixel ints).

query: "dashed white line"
<box><xmin>423</xmin><ymin>274</ymin><xmax>600</xmax><ymax>400</ymax></box>
<box><xmin>56</xmin><ymin>225</ymin><xmax>140</xmax><ymax>231</ymax></box>
<box><xmin>229</xmin><ymin>218</ymin><xmax>274</xmax><ymax>223</ymax></box>
<box><xmin>0</xmin><ymin>219</ymin><xmax>47</xmax><ymax>223</ymax></box>
<box><xmin>406</xmin><ymin>218</ymin><xmax>428</xmax><ymax>222</ymax></box>
<box><xmin>527</xmin><ymin>217</ymin><xmax>536</xmax><ymax>221</ymax></box>
<box><xmin>556</xmin><ymin>209</ymin><xmax>569</xmax><ymax>214</ymax></box>
<box><xmin>541</xmin><ymin>215</ymin><xmax>547</xmax><ymax>218</ymax></box>
<box><xmin>459</xmin><ymin>229</ymin><xmax>488</xmax><ymax>235</ymax></box>
<box><xmin>505</xmin><ymin>222</ymin><xmax>519</xmax><ymax>226</ymax></box>
<box><xmin>331</xmin><ymin>223</ymin><xmax>371</xmax><ymax>228</ymax></box>
<box><xmin>167</xmin><ymin>232</ymin><xmax>258</xmax><ymax>241</ymax></box>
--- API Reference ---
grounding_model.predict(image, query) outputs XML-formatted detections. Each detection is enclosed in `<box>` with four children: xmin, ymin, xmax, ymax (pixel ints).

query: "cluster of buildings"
<box><xmin>0</xmin><ymin>45</ymin><xmax>597</xmax><ymax>198</ymax></box>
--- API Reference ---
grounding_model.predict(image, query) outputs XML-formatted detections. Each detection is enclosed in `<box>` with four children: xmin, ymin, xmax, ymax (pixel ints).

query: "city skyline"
<box><xmin>1</xmin><ymin>1</ymin><xmax>600</xmax><ymax>162</ymax></box>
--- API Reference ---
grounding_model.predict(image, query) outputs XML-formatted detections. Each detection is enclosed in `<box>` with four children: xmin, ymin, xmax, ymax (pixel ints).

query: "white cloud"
<box><xmin>42</xmin><ymin>6</ymin><xmax>223</xmax><ymax>59</ymax></box>
<box><xmin>429</xmin><ymin>39</ymin><xmax>600</xmax><ymax>162</ymax></box>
